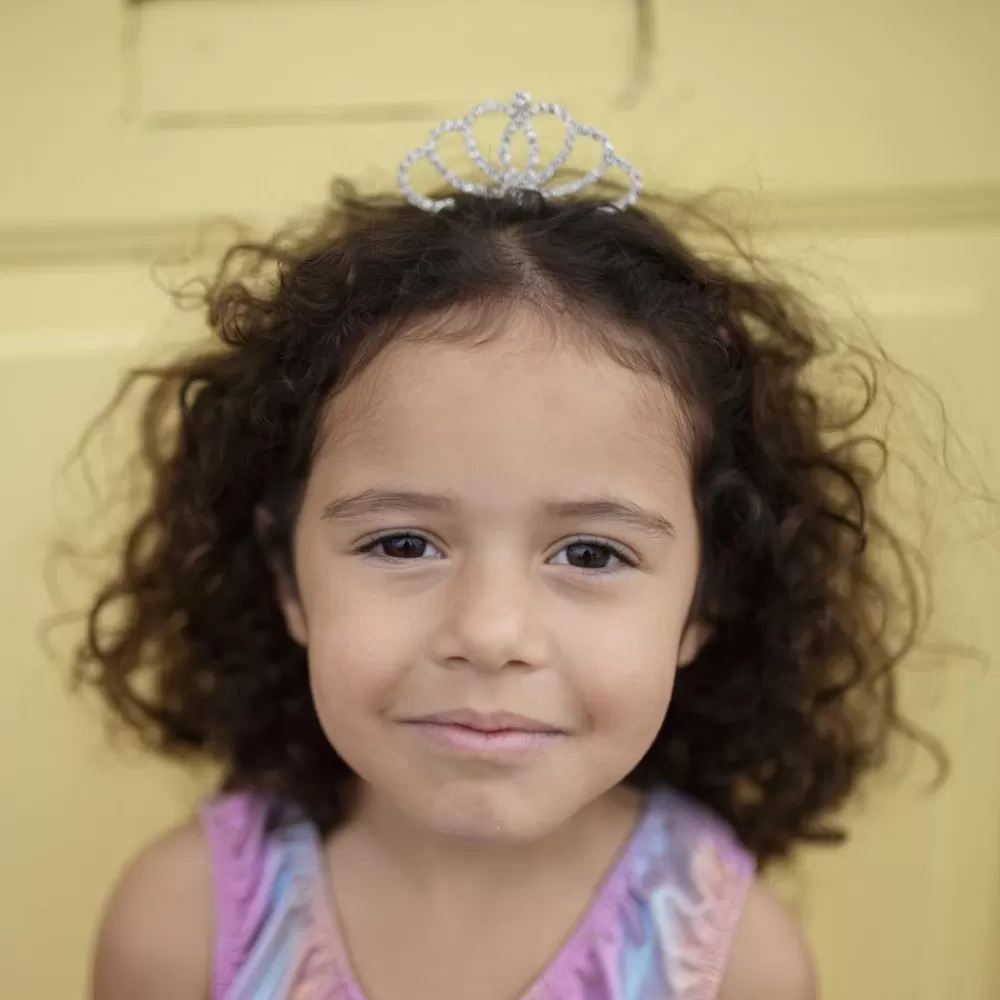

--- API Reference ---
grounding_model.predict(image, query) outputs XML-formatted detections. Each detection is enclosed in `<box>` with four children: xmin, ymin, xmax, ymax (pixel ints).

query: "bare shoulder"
<box><xmin>92</xmin><ymin>820</ymin><xmax>213</xmax><ymax>1000</ymax></box>
<box><xmin>717</xmin><ymin>879</ymin><xmax>817</xmax><ymax>1000</ymax></box>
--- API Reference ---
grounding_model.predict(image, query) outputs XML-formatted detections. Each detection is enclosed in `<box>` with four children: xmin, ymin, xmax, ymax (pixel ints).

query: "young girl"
<box><xmin>79</xmin><ymin>93</ymin><xmax>925</xmax><ymax>1000</ymax></box>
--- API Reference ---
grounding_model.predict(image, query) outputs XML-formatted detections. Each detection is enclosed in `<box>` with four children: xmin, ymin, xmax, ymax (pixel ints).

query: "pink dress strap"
<box><xmin>201</xmin><ymin>787</ymin><xmax>755</xmax><ymax>1000</ymax></box>
<box><xmin>200</xmin><ymin>795</ymin><xmax>345</xmax><ymax>999</ymax></box>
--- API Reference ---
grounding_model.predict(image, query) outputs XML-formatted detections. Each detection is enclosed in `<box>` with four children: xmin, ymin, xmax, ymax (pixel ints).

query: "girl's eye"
<box><xmin>550</xmin><ymin>540</ymin><xmax>634</xmax><ymax>572</ymax></box>
<box><xmin>361</xmin><ymin>533</ymin><xmax>443</xmax><ymax>561</ymax></box>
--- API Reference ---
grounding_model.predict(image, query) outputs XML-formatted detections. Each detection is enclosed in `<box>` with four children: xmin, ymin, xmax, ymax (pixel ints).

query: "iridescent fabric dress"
<box><xmin>202</xmin><ymin>787</ymin><xmax>754</xmax><ymax>1000</ymax></box>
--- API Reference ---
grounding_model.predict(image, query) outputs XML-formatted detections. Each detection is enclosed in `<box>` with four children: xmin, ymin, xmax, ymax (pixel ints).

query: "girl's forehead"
<box><xmin>317</xmin><ymin>314</ymin><xmax>692</xmax><ymax>488</ymax></box>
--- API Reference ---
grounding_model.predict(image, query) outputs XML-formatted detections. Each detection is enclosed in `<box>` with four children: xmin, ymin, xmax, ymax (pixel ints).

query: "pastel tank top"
<box><xmin>201</xmin><ymin>788</ymin><xmax>755</xmax><ymax>1000</ymax></box>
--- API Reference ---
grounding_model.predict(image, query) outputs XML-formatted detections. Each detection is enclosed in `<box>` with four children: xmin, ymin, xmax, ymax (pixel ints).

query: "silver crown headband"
<box><xmin>398</xmin><ymin>91</ymin><xmax>642</xmax><ymax>213</ymax></box>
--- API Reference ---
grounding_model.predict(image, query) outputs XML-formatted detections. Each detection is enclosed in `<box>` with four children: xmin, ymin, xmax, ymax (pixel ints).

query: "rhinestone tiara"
<box><xmin>398</xmin><ymin>91</ymin><xmax>642</xmax><ymax>213</ymax></box>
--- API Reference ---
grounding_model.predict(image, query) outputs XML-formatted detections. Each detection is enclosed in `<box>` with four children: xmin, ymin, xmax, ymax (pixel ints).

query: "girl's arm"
<box><xmin>719</xmin><ymin>881</ymin><xmax>818</xmax><ymax>1000</ymax></box>
<box><xmin>91</xmin><ymin>823</ymin><xmax>212</xmax><ymax>1000</ymax></box>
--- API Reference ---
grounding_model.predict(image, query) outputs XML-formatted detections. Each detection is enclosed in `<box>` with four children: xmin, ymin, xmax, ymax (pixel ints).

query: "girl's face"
<box><xmin>282</xmin><ymin>310</ymin><xmax>707</xmax><ymax>845</ymax></box>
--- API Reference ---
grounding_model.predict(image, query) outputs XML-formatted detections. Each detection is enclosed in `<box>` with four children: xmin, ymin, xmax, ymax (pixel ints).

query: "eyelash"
<box><xmin>355</xmin><ymin>531</ymin><xmax>638</xmax><ymax>572</ymax></box>
<box><xmin>557</xmin><ymin>536</ymin><xmax>638</xmax><ymax>572</ymax></box>
<box><xmin>356</xmin><ymin>531</ymin><xmax>443</xmax><ymax>561</ymax></box>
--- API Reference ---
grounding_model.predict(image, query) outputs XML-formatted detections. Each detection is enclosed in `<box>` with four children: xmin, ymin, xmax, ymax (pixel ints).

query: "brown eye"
<box><xmin>361</xmin><ymin>533</ymin><xmax>442</xmax><ymax>561</ymax></box>
<box><xmin>549</xmin><ymin>538</ymin><xmax>635</xmax><ymax>573</ymax></box>
<box><xmin>563</xmin><ymin>542</ymin><xmax>615</xmax><ymax>569</ymax></box>
<box><xmin>379</xmin><ymin>535</ymin><xmax>430</xmax><ymax>559</ymax></box>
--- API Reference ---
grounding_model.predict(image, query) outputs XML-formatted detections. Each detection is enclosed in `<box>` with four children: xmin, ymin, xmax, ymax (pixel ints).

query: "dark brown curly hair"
<box><xmin>73</xmin><ymin>184</ymin><xmax>933</xmax><ymax>866</ymax></box>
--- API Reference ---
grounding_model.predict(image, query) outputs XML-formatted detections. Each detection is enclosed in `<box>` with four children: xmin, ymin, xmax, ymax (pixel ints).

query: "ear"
<box><xmin>275</xmin><ymin>570</ymin><xmax>309</xmax><ymax>648</ymax></box>
<box><xmin>255</xmin><ymin>507</ymin><xmax>308</xmax><ymax>647</ymax></box>
<box><xmin>677</xmin><ymin>618</ymin><xmax>711</xmax><ymax>668</ymax></box>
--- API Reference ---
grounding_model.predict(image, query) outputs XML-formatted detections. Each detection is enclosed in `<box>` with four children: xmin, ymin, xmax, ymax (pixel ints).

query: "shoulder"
<box><xmin>717</xmin><ymin>879</ymin><xmax>817</xmax><ymax>1000</ymax></box>
<box><xmin>92</xmin><ymin>821</ymin><xmax>213</xmax><ymax>1000</ymax></box>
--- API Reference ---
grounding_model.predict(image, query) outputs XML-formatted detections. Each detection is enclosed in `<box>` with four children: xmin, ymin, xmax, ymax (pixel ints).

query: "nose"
<box><xmin>432</xmin><ymin>553</ymin><xmax>547</xmax><ymax>672</ymax></box>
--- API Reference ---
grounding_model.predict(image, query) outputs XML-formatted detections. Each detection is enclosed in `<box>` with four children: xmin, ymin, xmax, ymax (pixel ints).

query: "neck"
<box><xmin>334</xmin><ymin>784</ymin><xmax>642</xmax><ymax>902</ymax></box>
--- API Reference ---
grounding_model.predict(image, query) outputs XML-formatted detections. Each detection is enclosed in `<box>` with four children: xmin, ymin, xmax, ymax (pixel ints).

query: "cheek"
<box><xmin>565</xmin><ymin>596</ymin><xmax>683</xmax><ymax>743</ymax></box>
<box><xmin>297</xmin><ymin>565</ymin><xmax>423</xmax><ymax>725</ymax></box>
<box><xmin>583</xmin><ymin>647</ymin><xmax>678</xmax><ymax>744</ymax></box>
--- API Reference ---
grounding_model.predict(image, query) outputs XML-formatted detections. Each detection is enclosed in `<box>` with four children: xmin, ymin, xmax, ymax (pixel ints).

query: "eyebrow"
<box><xmin>321</xmin><ymin>490</ymin><xmax>675</xmax><ymax>539</ymax></box>
<box><xmin>546</xmin><ymin>499</ymin><xmax>676</xmax><ymax>539</ymax></box>
<box><xmin>322</xmin><ymin>490</ymin><xmax>454</xmax><ymax>521</ymax></box>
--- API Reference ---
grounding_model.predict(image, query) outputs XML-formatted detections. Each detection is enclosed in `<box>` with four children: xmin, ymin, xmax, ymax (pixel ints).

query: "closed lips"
<box><xmin>403</xmin><ymin>710</ymin><xmax>566</xmax><ymax>734</ymax></box>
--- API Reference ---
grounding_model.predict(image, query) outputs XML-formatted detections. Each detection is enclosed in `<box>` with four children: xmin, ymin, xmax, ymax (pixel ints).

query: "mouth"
<box><xmin>398</xmin><ymin>709</ymin><xmax>567</xmax><ymax>758</ymax></box>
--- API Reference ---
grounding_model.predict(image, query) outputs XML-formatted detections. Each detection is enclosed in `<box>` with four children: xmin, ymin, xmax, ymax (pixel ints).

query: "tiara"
<box><xmin>398</xmin><ymin>91</ymin><xmax>642</xmax><ymax>213</ymax></box>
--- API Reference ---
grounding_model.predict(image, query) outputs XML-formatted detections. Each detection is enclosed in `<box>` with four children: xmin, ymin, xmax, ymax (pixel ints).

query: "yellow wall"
<box><xmin>2</xmin><ymin>2</ymin><xmax>999</xmax><ymax>997</ymax></box>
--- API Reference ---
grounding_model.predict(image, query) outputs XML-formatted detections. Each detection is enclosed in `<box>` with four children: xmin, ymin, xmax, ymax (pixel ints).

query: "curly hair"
<box><xmin>73</xmin><ymin>184</ymin><xmax>932</xmax><ymax>866</ymax></box>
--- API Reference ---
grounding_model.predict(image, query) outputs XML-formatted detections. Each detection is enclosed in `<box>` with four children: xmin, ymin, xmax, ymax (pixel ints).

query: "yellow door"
<box><xmin>2</xmin><ymin>2</ymin><xmax>998</xmax><ymax>997</ymax></box>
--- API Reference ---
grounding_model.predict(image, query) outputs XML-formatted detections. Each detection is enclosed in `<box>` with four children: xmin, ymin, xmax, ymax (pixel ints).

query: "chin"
<box><xmin>408</xmin><ymin>782</ymin><xmax>572</xmax><ymax>847</ymax></box>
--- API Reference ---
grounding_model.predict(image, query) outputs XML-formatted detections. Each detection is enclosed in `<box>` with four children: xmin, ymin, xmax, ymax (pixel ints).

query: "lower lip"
<box><xmin>404</xmin><ymin>721</ymin><xmax>563</xmax><ymax>758</ymax></box>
